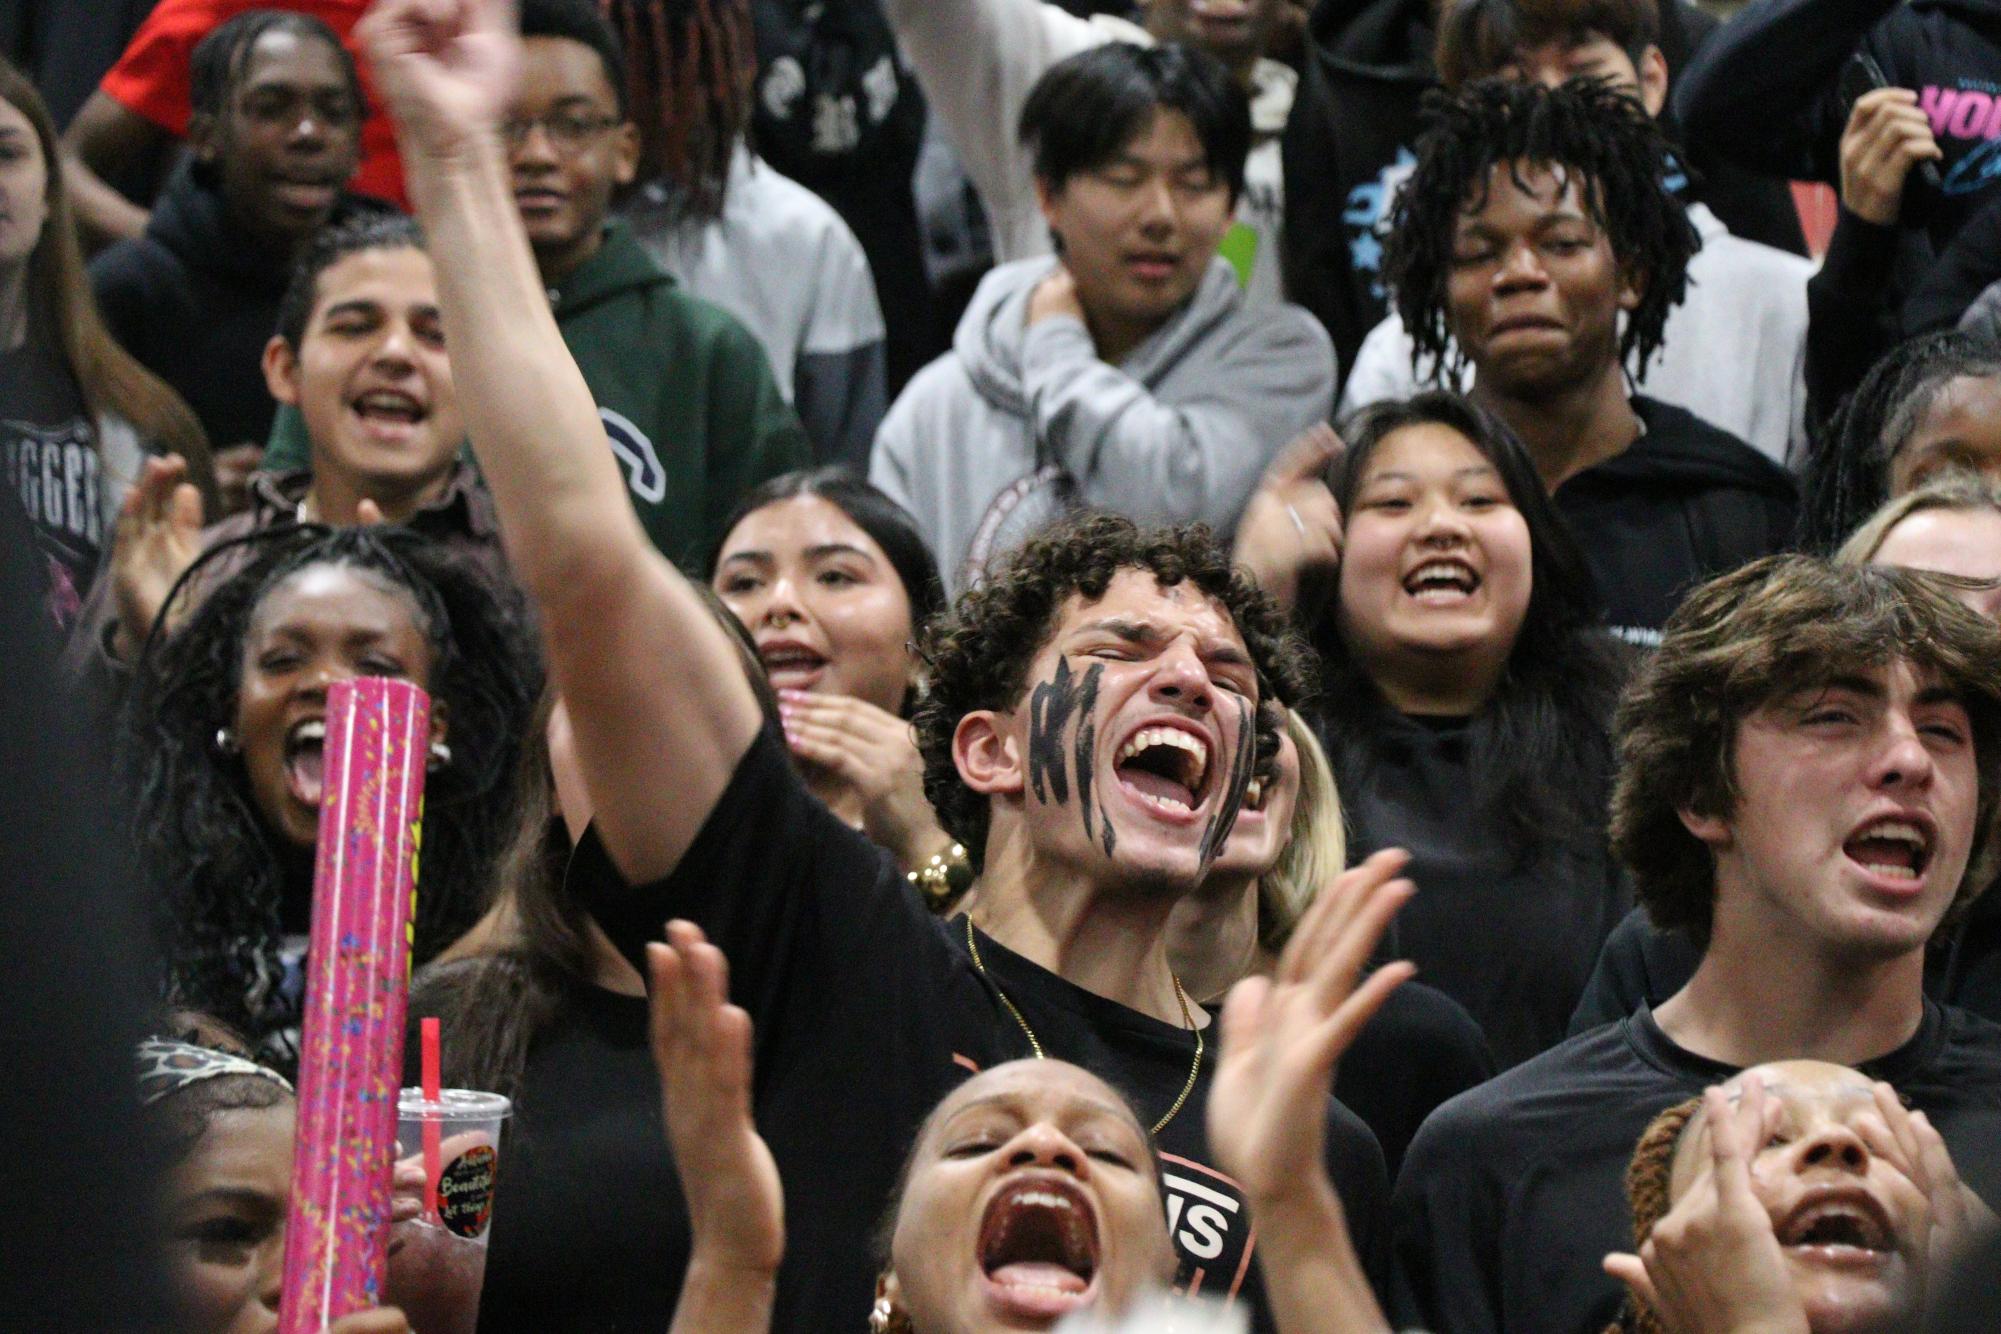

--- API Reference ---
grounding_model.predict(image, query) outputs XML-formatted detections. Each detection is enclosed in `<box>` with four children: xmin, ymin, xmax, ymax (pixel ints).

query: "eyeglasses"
<box><xmin>501</xmin><ymin>111</ymin><xmax>621</xmax><ymax>153</ymax></box>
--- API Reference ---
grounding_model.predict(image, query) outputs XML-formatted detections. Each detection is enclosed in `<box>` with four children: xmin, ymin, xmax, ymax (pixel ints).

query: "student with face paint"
<box><xmin>1338</xmin><ymin>0</ymin><xmax>1814</xmax><ymax>466</ymax></box>
<box><xmin>361</xmin><ymin>4</ymin><xmax>1391</xmax><ymax>1328</ymax></box>
<box><xmin>121</xmin><ymin>526</ymin><xmax>539</xmax><ymax>1064</ymax></box>
<box><xmin>1576</xmin><ymin>473</ymin><xmax>2001</xmax><ymax>1039</ymax></box>
<box><xmin>1383</xmin><ymin>77</ymin><xmax>1797</xmax><ymax>643</ymax></box>
<box><xmin>645</xmin><ymin>832</ymin><xmax>1420</xmax><ymax>1334</ymax></box>
<box><xmin>1604</xmin><ymin>1062</ymin><xmax>1994</xmax><ymax>1333</ymax></box>
<box><xmin>881</xmin><ymin>0</ymin><xmax>1300</xmax><ymax>310</ymax></box>
<box><xmin>871</xmin><ymin>42</ymin><xmax>1335</xmax><ymax>598</ymax></box>
<box><xmin>1393</xmin><ymin>555</ymin><xmax>2001</xmax><ymax>1334</ymax></box>
<box><xmin>88</xmin><ymin>11</ymin><xmax>378</xmax><ymax>506</ymax></box>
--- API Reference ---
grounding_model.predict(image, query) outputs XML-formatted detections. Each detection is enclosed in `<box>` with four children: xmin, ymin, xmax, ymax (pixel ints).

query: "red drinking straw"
<box><xmin>421</xmin><ymin>1016</ymin><xmax>443</xmax><ymax>1221</ymax></box>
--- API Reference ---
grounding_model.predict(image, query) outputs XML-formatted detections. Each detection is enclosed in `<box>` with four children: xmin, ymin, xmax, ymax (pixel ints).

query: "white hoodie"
<box><xmin>871</xmin><ymin>256</ymin><xmax>1334</xmax><ymax>595</ymax></box>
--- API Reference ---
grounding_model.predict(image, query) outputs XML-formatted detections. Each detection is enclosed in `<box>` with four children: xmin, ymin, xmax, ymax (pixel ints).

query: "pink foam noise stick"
<box><xmin>280</xmin><ymin>678</ymin><xmax>431</xmax><ymax>1332</ymax></box>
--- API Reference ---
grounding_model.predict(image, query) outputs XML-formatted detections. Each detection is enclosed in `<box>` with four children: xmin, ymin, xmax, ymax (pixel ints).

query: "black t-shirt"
<box><xmin>1392</xmin><ymin>1000</ymin><xmax>2001</xmax><ymax>1334</ymax></box>
<box><xmin>474</xmin><ymin>980</ymin><xmax>686</xmax><ymax>1333</ymax></box>
<box><xmin>1337</xmin><ymin>710</ymin><xmax>1628</xmax><ymax>1069</ymax></box>
<box><xmin>0</xmin><ymin>344</ymin><xmax>103</xmax><ymax>629</ymax></box>
<box><xmin>1335</xmin><ymin>978</ymin><xmax>1496</xmax><ymax>1179</ymax></box>
<box><xmin>568</xmin><ymin>726</ymin><xmax>1393</xmax><ymax>1333</ymax></box>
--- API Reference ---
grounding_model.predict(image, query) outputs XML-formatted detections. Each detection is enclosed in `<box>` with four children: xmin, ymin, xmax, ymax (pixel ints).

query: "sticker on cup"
<box><xmin>438</xmin><ymin>1143</ymin><xmax>498</xmax><ymax>1238</ymax></box>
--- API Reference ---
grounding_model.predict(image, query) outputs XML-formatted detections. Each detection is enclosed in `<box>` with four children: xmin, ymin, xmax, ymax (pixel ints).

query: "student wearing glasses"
<box><xmin>263</xmin><ymin>0</ymin><xmax>811</xmax><ymax>575</ymax></box>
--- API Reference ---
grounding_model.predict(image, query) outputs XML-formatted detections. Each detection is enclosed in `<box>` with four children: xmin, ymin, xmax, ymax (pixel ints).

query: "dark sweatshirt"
<box><xmin>1553</xmin><ymin>396</ymin><xmax>1798</xmax><ymax>642</ymax></box>
<box><xmin>88</xmin><ymin>161</ymin><xmax>383</xmax><ymax>450</ymax></box>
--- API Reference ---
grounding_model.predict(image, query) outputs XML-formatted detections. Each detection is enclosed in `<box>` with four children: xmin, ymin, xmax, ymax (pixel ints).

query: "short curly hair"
<box><xmin>1611</xmin><ymin>555</ymin><xmax>2001</xmax><ymax>944</ymax></box>
<box><xmin>1383</xmin><ymin>76</ymin><xmax>1698</xmax><ymax>387</ymax></box>
<box><xmin>913</xmin><ymin>514</ymin><xmax>1315</xmax><ymax>869</ymax></box>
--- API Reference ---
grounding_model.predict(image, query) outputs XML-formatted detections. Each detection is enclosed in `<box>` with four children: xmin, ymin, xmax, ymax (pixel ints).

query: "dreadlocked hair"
<box><xmin>1603</xmin><ymin>1095</ymin><xmax>1703</xmax><ymax>1334</ymax></box>
<box><xmin>1384</xmin><ymin>76</ymin><xmax>1698</xmax><ymax>387</ymax></box>
<box><xmin>602</xmin><ymin>0</ymin><xmax>754</xmax><ymax>220</ymax></box>
<box><xmin>120</xmin><ymin>525</ymin><xmax>542</xmax><ymax>1059</ymax></box>
<box><xmin>1796</xmin><ymin>329</ymin><xmax>2001</xmax><ymax>553</ymax></box>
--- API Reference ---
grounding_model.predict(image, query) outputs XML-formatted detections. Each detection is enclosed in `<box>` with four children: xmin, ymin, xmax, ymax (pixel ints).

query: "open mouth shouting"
<box><xmin>284</xmin><ymin>718</ymin><xmax>327</xmax><ymax>811</ymax></box>
<box><xmin>349</xmin><ymin>388</ymin><xmax>430</xmax><ymax>447</ymax></box>
<box><xmin>1842</xmin><ymin>815</ymin><xmax>1933</xmax><ymax>889</ymax></box>
<box><xmin>756</xmin><ymin>637</ymin><xmax>828</xmax><ymax>691</ymax></box>
<box><xmin>1775</xmin><ymin>1187</ymin><xmax>1902</xmax><ymax>1271</ymax></box>
<box><xmin>1113</xmin><ymin>723</ymin><xmax>1212</xmax><ymax>820</ymax></box>
<box><xmin>978</xmin><ymin>1175</ymin><xmax>1102</xmax><ymax>1323</ymax></box>
<box><xmin>1402</xmin><ymin>557</ymin><xmax>1481</xmax><ymax>607</ymax></box>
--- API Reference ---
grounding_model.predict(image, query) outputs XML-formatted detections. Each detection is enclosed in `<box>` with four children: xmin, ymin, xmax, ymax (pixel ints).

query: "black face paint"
<box><xmin>1198</xmin><ymin>696</ymin><xmax>1257</xmax><ymax>867</ymax></box>
<box><xmin>1026</xmin><ymin>656</ymin><xmax>1109</xmax><ymax>841</ymax></box>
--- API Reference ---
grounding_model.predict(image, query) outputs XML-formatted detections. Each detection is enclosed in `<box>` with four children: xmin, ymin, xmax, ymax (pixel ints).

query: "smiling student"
<box><xmin>359</xmin><ymin>3</ymin><xmax>1391</xmax><ymax>1328</ymax></box>
<box><xmin>1383</xmin><ymin>77</ymin><xmax>1795</xmax><ymax>642</ymax></box>
<box><xmin>1393</xmin><ymin>555</ymin><xmax>2001</xmax><ymax>1334</ymax></box>
<box><xmin>89</xmin><ymin>12</ymin><xmax>374</xmax><ymax>499</ymax></box>
<box><xmin>871</xmin><ymin>41</ymin><xmax>1333</xmax><ymax>596</ymax></box>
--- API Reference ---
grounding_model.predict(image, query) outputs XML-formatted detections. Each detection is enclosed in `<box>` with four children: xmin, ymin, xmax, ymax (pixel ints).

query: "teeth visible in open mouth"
<box><xmin>1242</xmin><ymin>775</ymin><xmax>1266</xmax><ymax>811</ymax></box>
<box><xmin>1117</xmin><ymin>727</ymin><xmax>1208</xmax><ymax>773</ymax></box>
<box><xmin>1404</xmin><ymin>560</ymin><xmax>1478</xmax><ymax>595</ymax></box>
<box><xmin>289</xmin><ymin>719</ymin><xmax>326</xmax><ymax>748</ymax></box>
<box><xmin>1846</xmin><ymin>818</ymin><xmax>1930</xmax><ymax>881</ymax></box>
<box><xmin>354</xmin><ymin>391</ymin><xmax>422</xmax><ymax>421</ymax></box>
<box><xmin>1780</xmin><ymin>1201</ymin><xmax>1891</xmax><ymax>1252</ymax></box>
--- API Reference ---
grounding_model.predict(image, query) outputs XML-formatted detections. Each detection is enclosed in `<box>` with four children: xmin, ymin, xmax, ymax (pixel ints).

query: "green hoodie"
<box><xmin>265</xmin><ymin>222</ymin><xmax>810</xmax><ymax>574</ymax></box>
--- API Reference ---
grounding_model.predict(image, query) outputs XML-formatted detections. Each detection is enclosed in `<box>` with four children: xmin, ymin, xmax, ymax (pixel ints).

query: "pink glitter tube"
<box><xmin>280</xmin><ymin>678</ymin><xmax>431</xmax><ymax>1331</ymax></box>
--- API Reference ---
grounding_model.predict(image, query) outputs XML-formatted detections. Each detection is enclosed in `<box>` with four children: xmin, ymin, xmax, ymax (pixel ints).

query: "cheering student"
<box><xmin>89</xmin><ymin>12</ymin><xmax>376</xmax><ymax>508</ymax></box>
<box><xmin>871</xmin><ymin>42</ymin><xmax>1334</xmax><ymax>596</ymax></box>
<box><xmin>1393</xmin><ymin>554</ymin><xmax>2001</xmax><ymax>1334</ymax></box>
<box><xmin>82</xmin><ymin>212</ymin><xmax>502</xmax><ymax>677</ymax></box>
<box><xmin>1575</xmin><ymin>473</ymin><xmax>2001</xmax><ymax>1038</ymax></box>
<box><xmin>1234</xmin><ymin>393</ymin><xmax>1630</xmax><ymax>1068</ymax></box>
<box><xmin>1339</xmin><ymin>0</ymin><xmax>1813</xmax><ymax>465</ymax></box>
<box><xmin>358</xmin><ymin>2</ymin><xmax>1391</xmax><ymax>1329</ymax></box>
<box><xmin>122</xmin><ymin>526</ymin><xmax>538</xmax><ymax>1063</ymax></box>
<box><xmin>1383</xmin><ymin>77</ymin><xmax>1795</xmax><ymax>643</ymax></box>
<box><xmin>262</xmin><ymin>0</ymin><xmax>810</xmax><ymax>577</ymax></box>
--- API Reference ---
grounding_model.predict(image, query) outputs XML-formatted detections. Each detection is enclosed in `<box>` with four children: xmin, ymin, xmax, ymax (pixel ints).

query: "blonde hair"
<box><xmin>1259</xmin><ymin>711</ymin><xmax>1347</xmax><ymax>952</ymax></box>
<box><xmin>1836</xmin><ymin>472</ymin><xmax>2001</xmax><ymax>567</ymax></box>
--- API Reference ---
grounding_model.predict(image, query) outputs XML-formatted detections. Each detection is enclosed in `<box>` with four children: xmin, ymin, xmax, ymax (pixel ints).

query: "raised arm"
<box><xmin>359</xmin><ymin>0</ymin><xmax>761</xmax><ymax>883</ymax></box>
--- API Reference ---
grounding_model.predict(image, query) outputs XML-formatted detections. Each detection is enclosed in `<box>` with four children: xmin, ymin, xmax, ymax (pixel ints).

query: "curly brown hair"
<box><xmin>1606</xmin><ymin>1094</ymin><xmax>1704</xmax><ymax>1334</ymax></box>
<box><xmin>1610</xmin><ymin>555</ymin><xmax>2001</xmax><ymax>944</ymax></box>
<box><xmin>913</xmin><ymin>514</ymin><xmax>1316</xmax><ymax>869</ymax></box>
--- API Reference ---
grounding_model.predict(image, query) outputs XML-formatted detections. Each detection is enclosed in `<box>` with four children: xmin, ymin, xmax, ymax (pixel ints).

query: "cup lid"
<box><xmin>397</xmin><ymin>1087</ymin><xmax>513</xmax><ymax>1118</ymax></box>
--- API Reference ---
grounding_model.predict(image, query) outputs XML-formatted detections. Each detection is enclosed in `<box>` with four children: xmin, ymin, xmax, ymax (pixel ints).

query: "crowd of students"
<box><xmin>6</xmin><ymin>0</ymin><xmax>2001</xmax><ymax>1329</ymax></box>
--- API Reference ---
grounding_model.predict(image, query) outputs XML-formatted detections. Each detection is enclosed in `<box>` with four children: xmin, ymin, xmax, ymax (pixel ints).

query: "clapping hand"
<box><xmin>109</xmin><ymin>454</ymin><xmax>204</xmax><ymax>661</ymax></box>
<box><xmin>357</xmin><ymin>0</ymin><xmax>522</xmax><ymax>161</ymax></box>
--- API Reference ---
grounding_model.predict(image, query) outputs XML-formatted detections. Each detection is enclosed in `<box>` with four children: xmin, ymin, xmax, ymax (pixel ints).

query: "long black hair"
<box><xmin>1313</xmin><ymin>391</ymin><xmax>1630</xmax><ymax>863</ymax></box>
<box><xmin>1798</xmin><ymin>330</ymin><xmax>2001</xmax><ymax>553</ymax></box>
<box><xmin>121</xmin><ymin>526</ymin><xmax>542</xmax><ymax>1057</ymax></box>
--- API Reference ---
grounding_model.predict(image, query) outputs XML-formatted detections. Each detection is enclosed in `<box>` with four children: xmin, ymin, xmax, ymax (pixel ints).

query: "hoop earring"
<box><xmin>214</xmin><ymin>727</ymin><xmax>240</xmax><ymax>755</ymax></box>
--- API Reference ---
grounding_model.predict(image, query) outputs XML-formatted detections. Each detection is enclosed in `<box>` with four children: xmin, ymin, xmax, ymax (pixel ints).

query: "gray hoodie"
<box><xmin>871</xmin><ymin>256</ymin><xmax>1336</xmax><ymax>594</ymax></box>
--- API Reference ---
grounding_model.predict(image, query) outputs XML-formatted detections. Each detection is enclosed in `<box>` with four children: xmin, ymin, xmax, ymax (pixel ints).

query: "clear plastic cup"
<box><xmin>386</xmin><ymin>1089</ymin><xmax>511</xmax><ymax>1334</ymax></box>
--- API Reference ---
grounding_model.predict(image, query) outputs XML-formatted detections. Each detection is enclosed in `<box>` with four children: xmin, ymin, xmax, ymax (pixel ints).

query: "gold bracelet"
<box><xmin>907</xmin><ymin>842</ymin><xmax>972</xmax><ymax>908</ymax></box>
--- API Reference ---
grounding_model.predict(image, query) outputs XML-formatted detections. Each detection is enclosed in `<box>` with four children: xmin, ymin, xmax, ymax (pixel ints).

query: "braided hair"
<box><xmin>1383</xmin><ymin>76</ymin><xmax>1698</xmax><ymax>387</ymax></box>
<box><xmin>602</xmin><ymin>0</ymin><xmax>756</xmax><ymax>220</ymax></box>
<box><xmin>1607</xmin><ymin>1095</ymin><xmax>1703</xmax><ymax>1334</ymax></box>
<box><xmin>121</xmin><ymin>526</ymin><xmax>541</xmax><ymax>1060</ymax></box>
<box><xmin>1797</xmin><ymin>330</ymin><xmax>2001</xmax><ymax>553</ymax></box>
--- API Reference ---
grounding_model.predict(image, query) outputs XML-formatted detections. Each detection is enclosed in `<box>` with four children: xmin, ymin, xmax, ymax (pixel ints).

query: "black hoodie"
<box><xmin>1281</xmin><ymin>0</ymin><xmax>1436</xmax><ymax>382</ymax></box>
<box><xmin>1554</xmin><ymin>396</ymin><xmax>1799</xmax><ymax>642</ymax></box>
<box><xmin>1673</xmin><ymin>0</ymin><xmax>2001</xmax><ymax>257</ymax></box>
<box><xmin>89</xmin><ymin>162</ymin><xmax>384</xmax><ymax>450</ymax></box>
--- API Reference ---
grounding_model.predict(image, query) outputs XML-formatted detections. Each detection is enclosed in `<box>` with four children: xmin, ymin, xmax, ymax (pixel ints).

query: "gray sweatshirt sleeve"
<box><xmin>1017</xmin><ymin>310</ymin><xmax>1336</xmax><ymax>536</ymax></box>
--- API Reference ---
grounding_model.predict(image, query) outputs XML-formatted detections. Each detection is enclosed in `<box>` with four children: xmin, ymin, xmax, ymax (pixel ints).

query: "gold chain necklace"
<box><xmin>964</xmin><ymin>915</ymin><xmax>1204</xmax><ymax>1135</ymax></box>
